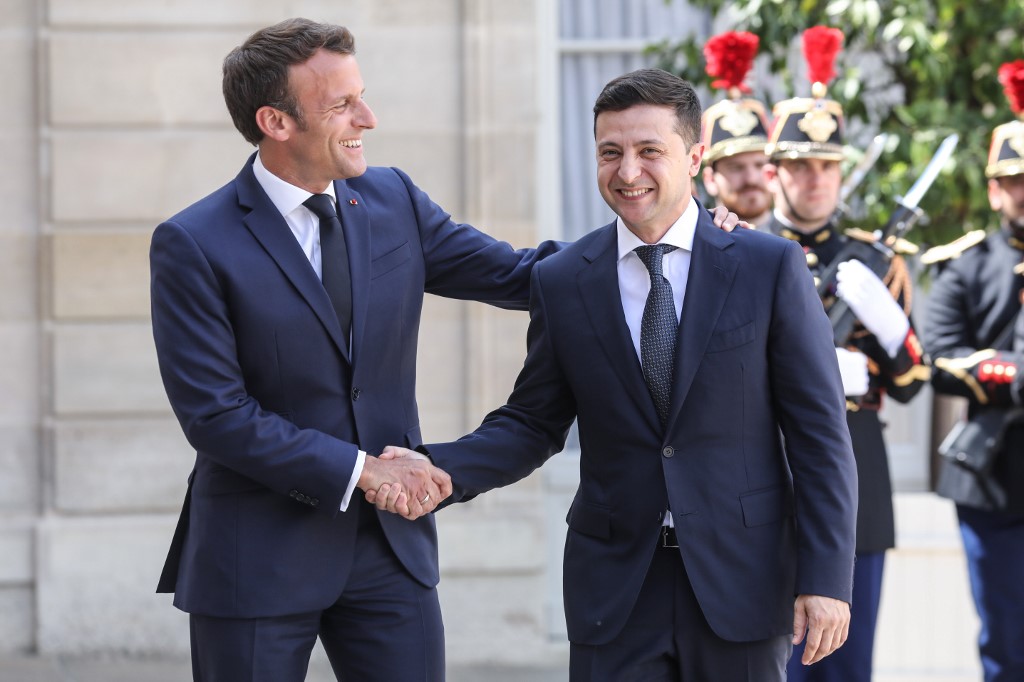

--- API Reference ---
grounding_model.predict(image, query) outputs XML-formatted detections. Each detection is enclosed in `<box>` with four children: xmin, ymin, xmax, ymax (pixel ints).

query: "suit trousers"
<box><xmin>957</xmin><ymin>504</ymin><xmax>1024</xmax><ymax>682</ymax></box>
<box><xmin>189</xmin><ymin>501</ymin><xmax>444</xmax><ymax>682</ymax></box>
<box><xmin>787</xmin><ymin>551</ymin><xmax>884</xmax><ymax>682</ymax></box>
<box><xmin>569</xmin><ymin>542</ymin><xmax>790</xmax><ymax>682</ymax></box>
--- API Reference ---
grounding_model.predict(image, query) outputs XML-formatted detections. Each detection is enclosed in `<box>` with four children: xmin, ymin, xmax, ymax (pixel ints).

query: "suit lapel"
<box><xmin>667</xmin><ymin>213</ymin><xmax>738</xmax><ymax>430</ymax></box>
<box><xmin>235</xmin><ymin>160</ymin><xmax>350</xmax><ymax>361</ymax></box>
<box><xmin>577</xmin><ymin>224</ymin><xmax>662</xmax><ymax>433</ymax></box>
<box><xmin>333</xmin><ymin>180</ymin><xmax>370</xmax><ymax>365</ymax></box>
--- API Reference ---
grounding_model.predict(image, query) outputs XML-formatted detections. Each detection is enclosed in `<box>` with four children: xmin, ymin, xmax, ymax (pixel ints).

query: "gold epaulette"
<box><xmin>843</xmin><ymin>227</ymin><xmax>919</xmax><ymax>255</ymax></box>
<box><xmin>920</xmin><ymin>230</ymin><xmax>987</xmax><ymax>265</ymax></box>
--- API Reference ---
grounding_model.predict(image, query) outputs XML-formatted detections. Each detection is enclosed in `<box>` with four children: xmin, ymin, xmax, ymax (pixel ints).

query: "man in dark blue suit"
<box><xmin>376</xmin><ymin>69</ymin><xmax>858</xmax><ymax>681</ymax></box>
<box><xmin>149</xmin><ymin>18</ymin><xmax>563</xmax><ymax>682</ymax></box>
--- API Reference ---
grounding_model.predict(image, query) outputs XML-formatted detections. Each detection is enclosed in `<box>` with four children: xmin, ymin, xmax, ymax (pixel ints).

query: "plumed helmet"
<box><xmin>987</xmin><ymin>60</ymin><xmax>1024</xmax><ymax>179</ymax></box>
<box><xmin>765</xmin><ymin>26</ymin><xmax>846</xmax><ymax>162</ymax></box>
<box><xmin>700</xmin><ymin>31</ymin><xmax>771</xmax><ymax>164</ymax></box>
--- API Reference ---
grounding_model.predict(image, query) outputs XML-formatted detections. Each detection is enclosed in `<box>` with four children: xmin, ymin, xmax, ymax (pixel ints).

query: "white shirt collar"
<box><xmin>616</xmin><ymin>197</ymin><xmax>698</xmax><ymax>262</ymax></box>
<box><xmin>252</xmin><ymin>152</ymin><xmax>338</xmax><ymax>218</ymax></box>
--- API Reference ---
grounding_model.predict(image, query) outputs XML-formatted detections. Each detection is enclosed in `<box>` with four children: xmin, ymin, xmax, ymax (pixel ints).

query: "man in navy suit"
<box><xmin>148</xmin><ymin>18</ymin><xmax>565</xmax><ymax>682</ymax></box>
<box><xmin>376</xmin><ymin>69</ymin><xmax>858</xmax><ymax>681</ymax></box>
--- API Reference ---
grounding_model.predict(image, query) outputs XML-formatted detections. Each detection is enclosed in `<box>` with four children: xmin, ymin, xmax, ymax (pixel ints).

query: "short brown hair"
<box><xmin>223</xmin><ymin>18</ymin><xmax>356</xmax><ymax>146</ymax></box>
<box><xmin>593</xmin><ymin>68</ymin><xmax>702</xmax><ymax>147</ymax></box>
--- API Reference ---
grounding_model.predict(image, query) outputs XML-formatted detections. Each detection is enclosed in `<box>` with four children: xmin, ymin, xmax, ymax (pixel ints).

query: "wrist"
<box><xmin>357</xmin><ymin>454</ymin><xmax>380</xmax><ymax>491</ymax></box>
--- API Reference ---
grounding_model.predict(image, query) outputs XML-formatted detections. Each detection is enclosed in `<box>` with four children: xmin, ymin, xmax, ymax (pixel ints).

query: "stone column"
<box><xmin>0</xmin><ymin>0</ymin><xmax>41</xmax><ymax>653</ymax></box>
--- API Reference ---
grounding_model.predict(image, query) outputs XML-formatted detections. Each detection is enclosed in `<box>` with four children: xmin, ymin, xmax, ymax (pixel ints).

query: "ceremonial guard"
<box><xmin>700</xmin><ymin>31</ymin><xmax>773</xmax><ymax>228</ymax></box>
<box><xmin>763</xmin><ymin>27</ymin><xmax>929</xmax><ymax>682</ymax></box>
<box><xmin>923</xmin><ymin>60</ymin><xmax>1024</xmax><ymax>682</ymax></box>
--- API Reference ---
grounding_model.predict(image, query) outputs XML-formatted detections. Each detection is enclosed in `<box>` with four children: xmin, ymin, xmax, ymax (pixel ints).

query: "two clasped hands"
<box><xmin>358</xmin><ymin>447</ymin><xmax>448</xmax><ymax>519</ymax></box>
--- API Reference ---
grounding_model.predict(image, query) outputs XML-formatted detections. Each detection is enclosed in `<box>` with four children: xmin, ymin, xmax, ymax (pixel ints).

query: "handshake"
<box><xmin>357</xmin><ymin>446</ymin><xmax>452</xmax><ymax>521</ymax></box>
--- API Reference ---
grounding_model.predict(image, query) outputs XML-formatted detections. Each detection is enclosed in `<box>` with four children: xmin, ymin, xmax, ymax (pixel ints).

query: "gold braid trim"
<box><xmin>892</xmin><ymin>364</ymin><xmax>931</xmax><ymax>387</ymax></box>
<box><xmin>883</xmin><ymin>255</ymin><xmax>913</xmax><ymax>315</ymax></box>
<box><xmin>933</xmin><ymin>349</ymin><xmax>998</xmax><ymax>404</ymax></box>
<box><xmin>919</xmin><ymin>230</ymin><xmax>987</xmax><ymax>265</ymax></box>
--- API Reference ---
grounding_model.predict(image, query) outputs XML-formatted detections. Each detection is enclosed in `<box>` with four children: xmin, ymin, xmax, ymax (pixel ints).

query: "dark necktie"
<box><xmin>303</xmin><ymin>194</ymin><xmax>352</xmax><ymax>346</ymax></box>
<box><xmin>634</xmin><ymin>244</ymin><xmax>679</xmax><ymax>426</ymax></box>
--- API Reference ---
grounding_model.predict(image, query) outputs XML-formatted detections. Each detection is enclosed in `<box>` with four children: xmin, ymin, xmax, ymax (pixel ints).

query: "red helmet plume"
<box><xmin>703</xmin><ymin>31</ymin><xmax>759</xmax><ymax>94</ymax></box>
<box><xmin>802</xmin><ymin>26</ymin><xmax>844</xmax><ymax>90</ymax></box>
<box><xmin>998</xmin><ymin>60</ymin><xmax>1024</xmax><ymax>116</ymax></box>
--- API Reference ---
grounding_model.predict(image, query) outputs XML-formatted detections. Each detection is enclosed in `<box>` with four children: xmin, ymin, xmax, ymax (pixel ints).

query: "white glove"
<box><xmin>835</xmin><ymin>347</ymin><xmax>870</xmax><ymax>397</ymax></box>
<box><xmin>835</xmin><ymin>259</ymin><xmax>910</xmax><ymax>358</ymax></box>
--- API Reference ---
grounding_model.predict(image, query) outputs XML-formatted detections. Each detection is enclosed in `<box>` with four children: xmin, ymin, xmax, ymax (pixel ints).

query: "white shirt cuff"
<box><xmin>340</xmin><ymin>449</ymin><xmax>366</xmax><ymax>511</ymax></box>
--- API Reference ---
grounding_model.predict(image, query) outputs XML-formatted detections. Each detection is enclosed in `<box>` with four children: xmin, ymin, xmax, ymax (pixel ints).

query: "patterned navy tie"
<box><xmin>303</xmin><ymin>193</ymin><xmax>352</xmax><ymax>348</ymax></box>
<box><xmin>634</xmin><ymin>244</ymin><xmax>679</xmax><ymax>426</ymax></box>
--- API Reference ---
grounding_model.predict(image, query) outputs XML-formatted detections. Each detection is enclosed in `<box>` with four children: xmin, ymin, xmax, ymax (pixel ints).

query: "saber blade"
<box><xmin>902</xmin><ymin>133</ymin><xmax>959</xmax><ymax>209</ymax></box>
<box><xmin>840</xmin><ymin>132</ymin><xmax>891</xmax><ymax>205</ymax></box>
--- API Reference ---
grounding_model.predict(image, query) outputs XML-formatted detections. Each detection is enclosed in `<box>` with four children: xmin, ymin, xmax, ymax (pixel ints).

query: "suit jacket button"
<box><xmin>289</xmin><ymin>489</ymin><xmax>298</xmax><ymax>498</ymax></box>
<box><xmin>662</xmin><ymin>446</ymin><xmax>675</xmax><ymax>458</ymax></box>
<box><xmin>351</xmin><ymin>388</ymin><xmax>361</xmax><ymax>401</ymax></box>
<box><xmin>310</xmin><ymin>498</ymin><xmax>319</xmax><ymax>507</ymax></box>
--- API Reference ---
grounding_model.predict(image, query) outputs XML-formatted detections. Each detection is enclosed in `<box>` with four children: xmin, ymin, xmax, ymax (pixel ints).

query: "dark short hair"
<box><xmin>223</xmin><ymin>18</ymin><xmax>356</xmax><ymax>146</ymax></box>
<box><xmin>593</xmin><ymin>68</ymin><xmax>702</xmax><ymax>147</ymax></box>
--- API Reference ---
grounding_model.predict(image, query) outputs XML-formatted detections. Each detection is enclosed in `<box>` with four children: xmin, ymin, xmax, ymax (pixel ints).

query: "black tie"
<box><xmin>303</xmin><ymin>194</ymin><xmax>352</xmax><ymax>346</ymax></box>
<box><xmin>635</xmin><ymin>244</ymin><xmax>679</xmax><ymax>426</ymax></box>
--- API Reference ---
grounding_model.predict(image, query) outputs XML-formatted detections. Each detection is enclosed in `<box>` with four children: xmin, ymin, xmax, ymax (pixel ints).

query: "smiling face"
<box><xmin>765</xmin><ymin>157</ymin><xmax>842</xmax><ymax>232</ymax></box>
<box><xmin>595</xmin><ymin>104</ymin><xmax>704</xmax><ymax>244</ymax></box>
<box><xmin>259</xmin><ymin>49</ymin><xmax>377</xmax><ymax>192</ymax></box>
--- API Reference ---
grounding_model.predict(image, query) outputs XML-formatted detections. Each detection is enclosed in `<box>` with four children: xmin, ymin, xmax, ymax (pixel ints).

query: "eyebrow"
<box><xmin>597</xmin><ymin>138</ymin><xmax>664</xmax><ymax>148</ymax></box>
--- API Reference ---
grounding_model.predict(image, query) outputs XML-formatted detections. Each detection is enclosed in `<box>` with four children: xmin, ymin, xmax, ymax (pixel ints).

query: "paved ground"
<box><xmin>0</xmin><ymin>654</ymin><xmax>983</xmax><ymax>681</ymax></box>
<box><xmin>0</xmin><ymin>655</ymin><xmax>568</xmax><ymax>681</ymax></box>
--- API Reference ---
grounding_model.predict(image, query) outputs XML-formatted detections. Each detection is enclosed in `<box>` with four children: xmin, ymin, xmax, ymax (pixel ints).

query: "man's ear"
<box><xmin>763</xmin><ymin>162</ymin><xmax>779</xmax><ymax>191</ymax></box>
<box><xmin>688</xmin><ymin>143</ymin><xmax>706</xmax><ymax>177</ymax></box>
<box><xmin>989</xmin><ymin>178</ymin><xmax>1004</xmax><ymax>212</ymax></box>
<box><xmin>256</xmin><ymin>105</ymin><xmax>292</xmax><ymax>142</ymax></box>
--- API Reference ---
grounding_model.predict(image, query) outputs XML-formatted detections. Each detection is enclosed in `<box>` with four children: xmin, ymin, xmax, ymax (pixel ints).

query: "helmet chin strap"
<box><xmin>777</xmin><ymin>181</ymin><xmax>818</xmax><ymax>228</ymax></box>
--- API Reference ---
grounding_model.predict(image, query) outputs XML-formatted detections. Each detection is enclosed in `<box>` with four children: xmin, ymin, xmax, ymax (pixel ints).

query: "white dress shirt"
<box><xmin>615</xmin><ymin>197</ymin><xmax>699</xmax><ymax>527</ymax></box>
<box><xmin>252</xmin><ymin>153</ymin><xmax>364</xmax><ymax>511</ymax></box>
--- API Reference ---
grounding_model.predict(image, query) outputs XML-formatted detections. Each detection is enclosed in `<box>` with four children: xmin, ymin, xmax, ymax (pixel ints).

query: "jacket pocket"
<box><xmin>370</xmin><ymin>241</ymin><xmax>412</xmax><ymax>280</ymax></box>
<box><xmin>566</xmin><ymin>500</ymin><xmax>612</xmax><ymax>540</ymax></box>
<box><xmin>739</xmin><ymin>485</ymin><xmax>793</xmax><ymax>527</ymax></box>
<box><xmin>705</xmin><ymin>320</ymin><xmax>755</xmax><ymax>353</ymax></box>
